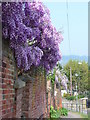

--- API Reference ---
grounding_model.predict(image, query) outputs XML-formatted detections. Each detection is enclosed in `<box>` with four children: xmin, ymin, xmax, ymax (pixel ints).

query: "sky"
<box><xmin>44</xmin><ymin>2</ymin><xmax>88</xmax><ymax>56</ymax></box>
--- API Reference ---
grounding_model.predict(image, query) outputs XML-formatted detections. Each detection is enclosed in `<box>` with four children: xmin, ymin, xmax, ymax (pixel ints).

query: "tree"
<box><xmin>64</xmin><ymin>60</ymin><xmax>88</xmax><ymax>95</ymax></box>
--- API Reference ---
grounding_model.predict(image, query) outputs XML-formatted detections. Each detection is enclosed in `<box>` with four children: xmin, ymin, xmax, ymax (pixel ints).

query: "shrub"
<box><xmin>63</xmin><ymin>93</ymin><xmax>76</xmax><ymax>101</ymax></box>
<box><xmin>50</xmin><ymin>106</ymin><xmax>60</xmax><ymax>118</ymax></box>
<box><xmin>63</xmin><ymin>93</ymin><xmax>86</xmax><ymax>101</ymax></box>
<box><xmin>66</xmin><ymin>95</ymin><xmax>76</xmax><ymax>101</ymax></box>
<box><xmin>60</xmin><ymin>107</ymin><xmax>68</xmax><ymax>116</ymax></box>
<box><xmin>78</xmin><ymin>94</ymin><xmax>85</xmax><ymax>99</ymax></box>
<box><xmin>50</xmin><ymin>106</ymin><xmax>68</xmax><ymax>118</ymax></box>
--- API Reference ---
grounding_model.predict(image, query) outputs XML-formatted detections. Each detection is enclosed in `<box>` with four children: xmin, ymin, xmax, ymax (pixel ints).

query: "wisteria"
<box><xmin>2</xmin><ymin>1</ymin><xmax>63</xmax><ymax>71</ymax></box>
<box><xmin>55</xmin><ymin>69</ymin><xmax>68</xmax><ymax>90</ymax></box>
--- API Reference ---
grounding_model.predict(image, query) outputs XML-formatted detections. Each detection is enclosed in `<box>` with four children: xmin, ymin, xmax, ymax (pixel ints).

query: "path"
<box><xmin>61</xmin><ymin>111</ymin><xmax>81</xmax><ymax>118</ymax></box>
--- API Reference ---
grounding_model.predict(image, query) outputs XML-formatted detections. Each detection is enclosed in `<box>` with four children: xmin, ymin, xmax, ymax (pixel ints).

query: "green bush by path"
<box><xmin>50</xmin><ymin>106</ymin><xmax>68</xmax><ymax>118</ymax></box>
<box><xmin>60</xmin><ymin>107</ymin><xmax>68</xmax><ymax>116</ymax></box>
<box><xmin>50</xmin><ymin>106</ymin><xmax>60</xmax><ymax>118</ymax></box>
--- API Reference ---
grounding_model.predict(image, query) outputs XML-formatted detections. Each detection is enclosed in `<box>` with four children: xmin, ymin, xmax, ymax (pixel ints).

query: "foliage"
<box><xmin>2</xmin><ymin>1</ymin><xmax>63</xmax><ymax>72</ymax></box>
<box><xmin>63</xmin><ymin>93</ymin><xmax>76</xmax><ymax>100</ymax></box>
<box><xmin>50</xmin><ymin>106</ymin><xmax>68</xmax><ymax>118</ymax></box>
<box><xmin>63</xmin><ymin>93</ymin><xmax>70</xmax><ymax>98</ymax></box>
<box><xmin>78</xmin><ymin>94</ymin><xmax>86</xmax><ymax>99</ymax></box>
<box><xmin>60</xmin><ymin>107</ymin><xmax>68</xmax><ymax>116</ymax></box>
<box><xmin>63</xmin><ymin>93</ymin><xmax>86</xmax><ymax>101</ymax></box>
<box><xmin>56</xmin><ymin>62</ymin><xmax>63</xmax><ymax>70</ymax></box>
<box><xmin>64</xmin><ymin>60</ymin><xmax>88</xmax><ymax>94</ymax></box>
<box><xmin>50</xmin><ymin>106</ymin><xmax>60</xmax><ymax>118</ymax></box>
<box><xmin>51</xmin><ymin>69</ymin><xmax>56</xmax><ymax>86</ymax></box>
<box><xmin>66</xmin><ymin>95</ymin><xmax>76</xmax><ymax>101</ymax></box>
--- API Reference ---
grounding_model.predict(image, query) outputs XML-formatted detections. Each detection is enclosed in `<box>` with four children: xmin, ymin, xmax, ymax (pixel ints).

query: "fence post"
<box><xmin>82</xmin><ymin>104</ymin><xmax>83</xmax><ymax>113</ymax></box>
<box><xmin>67</xmin><ymin>103</ymin><xmax>68</xmax><ymax>110</ymax></box>
<box><xmin>79</xmin><ymin>104</ymin><xmax>80</xmax><ymax>113</ymax></box>
<box><xmin>71</xmin><ymin>103</ymin><xmax>72</xmax><ymax>111</ymax></box>
<box><xmin>76</xmin><ymin>103</ymin><xmax>78</xmax><ymax>112</ymax></box>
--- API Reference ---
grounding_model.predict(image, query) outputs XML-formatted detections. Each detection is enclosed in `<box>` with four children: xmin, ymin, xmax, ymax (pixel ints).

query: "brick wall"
<box><xmin>0</xmin><ymin>64</ymin><xmax>2</xmax><ymax>120</ymax></box>
<box><xmin>47</xmin><ymin>80</ymin><xmax>55</xmax><ymax>115</ymax></box>
<box><xmin>0</xmin><ymin>40</ymin><xmax>47</xmax><ymax>119</ymax></box>
<box><xmin>55</xmin><ymin>88</ymin><xmax>62</xmax><ymax>109</ymax></box>
<box><xmin>54</xmin><ymin>83</ymin><xmax>62</xmax><ymax>109</ymax></box>
<box><xmin>1</xmin><ymin>40</ymin><xmax>16</xmax><ymax>119</ymax></box>
<box><xmin>15</xmin><ymin>68</ymin><xmax>47</xmax><ymax>118</ymax></box>
<box><xmin>28</xmin><ymin>70</ymin><xmax>46</xmax><ymax>118</ymax></box>
<box><xmin>47</xmin><ymin>80</ymin><xmax>62</xmax><ymax>114</ymax></box>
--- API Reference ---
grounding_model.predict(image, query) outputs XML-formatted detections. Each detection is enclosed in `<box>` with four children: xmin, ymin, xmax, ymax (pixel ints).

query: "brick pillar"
<box><xmin>16</xmin><ymin>88</ymin><xmax>23</xmax><ymax>118</ymax></box>
<box><xmin>28</xmin><ymin>68</ymin><xmax>46</xmax><ymax>118</ymax></box>
<box><xmin>22</xmin><ymin>84</ymin><xmax>29</xmax><ymax>118</ymax></box>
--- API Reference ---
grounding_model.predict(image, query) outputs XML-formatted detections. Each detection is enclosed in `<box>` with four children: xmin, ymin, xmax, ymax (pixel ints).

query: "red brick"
<box><xmin>10</xmin><ymin>85</ymin><xmax>13</xmax><ymax>89</ymax></box>
<box><xmin>2</xmin><ymin>73</ymin><xmax>5</xmax><ymax>78</ymax></box>
<box><xmin>2</xmin><ymin>105</ymin><xmax>7</xmax><ymax>110</ymax></box>
<box><xmin>0</xmin><ymin>72</ymin><xmax>2</xmax><ymax>77</ymax></box>
<box><xmin>2</xmin><ymin>79</ymin><xmax>7</xmax><ymax>84</ymax></box>
<box><xmin>4</xmin><ymin>94</ymin><xmax>8</xmax><ymax>99</ymax></box>
<box><xmin>2</xmin><ymin>67</ymin><xmax>5</xmax><ymax>73</ymax></box>
<box><xmin>0</xmin><ymin>78</ymin><xmax>2</xmax><ymax>83</ymax></box>
<box><xmin>0</xmin><ymin>89</ymin><xmax>2</xmax><ymax>94</ymax></box>
<box><xmin>2</xmin><ymin>109</ymin><xmax>7</xmax><ymax>115</ymax></box>
<box><xmin>8</xmin><ymin>80</ymin><xmax>12</xmax><ymax>84</ymax></box>
<box><xmin>2</xmin><ymin>113</ymin><xmax>9</xmax><ymax>118</ymax></box>
<box><xmin>2</xmin><ymin>100</ymin><xmax>6</xmax><ymax>105</ymax></box>
<box><xmin>0</xmin><ymin>106</ymin><xmax>2</xmax><ymax>110</ymax></box>
<box><xmin>6</xmin><ymin>69</ymin><xmax>10</xmax><ymax>74</ymax></box>
<box><xmin>3</xmin><ymin>90</ymin><xmax>9</xmax><ymax>94</ymax></box>
<box><xmin>2</xmin><ymin>62</ymin><xmax>6</xmax><ymax>68</ymax></box>
<box><xmin>0</xmin><ymin>101</ymin><xmax>2</xmax><ymax>106</ymax></box>
<box><xmin>6</xmin><ymin>63</ymin><xmax>10</xmax><ymax>69</ymax></box>
<box><xmin>0</xmin><ymin>94</ymin><xmax>2</xmax><ymax>101</ymax></box>
<box><xmin>7</xmin><ymin>108</ymin><xmax>11</xmax><ymax>113</ymax></box>
<box><xmin>2</xmin><ymin>56</ymin><xmax>7</xmax><ymax>63</ymax></box>
<box><xmin>8</xmin><ymin>75</ymin><xmax>13</xmax><ymax>79</ymax></box>
<box><xmin>2</xmin><ymin>84</ymin><xmax>6</xmax><ymax>89</ymax></box>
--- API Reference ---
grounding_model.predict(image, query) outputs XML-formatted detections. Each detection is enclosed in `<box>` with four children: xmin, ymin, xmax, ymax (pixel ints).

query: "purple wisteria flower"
<box><xmin>2</xmin><ymin>1</ymin><xmax>63</xmax><ymax>72</ymax></box>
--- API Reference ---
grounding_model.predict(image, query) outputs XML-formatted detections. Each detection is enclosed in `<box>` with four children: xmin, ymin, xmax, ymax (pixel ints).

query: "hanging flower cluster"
<box><xmin>55</xmin><ymin>69</ymin><xmax>68</xmax><ymax>90</ymax></box>
<box><xmin>2</xmin><ymin>1</ymin><xmax>63</xmax><ymax>71</ymax></box>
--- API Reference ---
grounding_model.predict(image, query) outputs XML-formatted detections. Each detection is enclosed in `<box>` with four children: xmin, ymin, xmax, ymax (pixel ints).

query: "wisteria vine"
<box><xmin>55</xmin><ymin>69</ymin><xmax>68</xmax><ymax>90</ymax></box>
<box><xmin>2</xmin><ymin>1</ymin><xmax>63</xmax><ymax>72</ymax></box>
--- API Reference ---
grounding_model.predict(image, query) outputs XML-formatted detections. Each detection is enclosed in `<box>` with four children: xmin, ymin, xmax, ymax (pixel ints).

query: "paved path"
<box><xmin>61</xmin><ymin>111</ymin><xmax>81</xmax><ymax>118</ymax></box>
